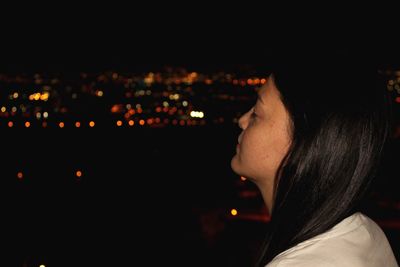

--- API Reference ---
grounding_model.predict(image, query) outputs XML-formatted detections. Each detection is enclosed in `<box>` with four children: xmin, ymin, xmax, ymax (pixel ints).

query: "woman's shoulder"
<box><xmin>266</xmin><ymin>212</ymin><xmax>398</xmax><ymax>267</ymax></box>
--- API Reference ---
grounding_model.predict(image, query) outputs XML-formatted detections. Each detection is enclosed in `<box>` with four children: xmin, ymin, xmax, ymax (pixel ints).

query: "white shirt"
<box><xmin>266</xmin><ymin>212</ymin><xmax>398</xmax><ymax>267</ymax></box>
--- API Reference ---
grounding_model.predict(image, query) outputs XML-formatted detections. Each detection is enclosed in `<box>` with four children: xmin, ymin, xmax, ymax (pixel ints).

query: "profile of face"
<box><xmin>231</xmin><ymin>76</ymin><xmax>292</xmax><ymax>213</ymax></box>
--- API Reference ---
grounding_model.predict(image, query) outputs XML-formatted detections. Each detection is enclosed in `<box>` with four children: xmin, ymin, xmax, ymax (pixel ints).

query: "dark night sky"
<box><xmin>1</xmin><ymin>8</ymin><xmax>400</xmax><ymax>72</ymax></box>
<box><xmin>1</xmin><ymin>23</ymin><xmax>269</xmax><ymax>71</ymax></box>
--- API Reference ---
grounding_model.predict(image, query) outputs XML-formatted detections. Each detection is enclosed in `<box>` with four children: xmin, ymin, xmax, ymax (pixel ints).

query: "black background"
<box><xmin>2</xmin><ymin>6</ymin><xmax>400</xmax><ymax>72</ymax></box>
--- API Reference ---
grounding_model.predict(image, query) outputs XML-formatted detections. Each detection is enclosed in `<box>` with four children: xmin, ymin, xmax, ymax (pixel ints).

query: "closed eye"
<box><xmin>250</xmin><ymin>108</ymin><xmax>257</xmax><ymax>119</ymax></box>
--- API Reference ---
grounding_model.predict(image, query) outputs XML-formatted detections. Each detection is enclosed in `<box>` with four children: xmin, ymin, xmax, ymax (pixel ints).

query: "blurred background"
<box><xmin>1</xmin><ymin>9</ymin><xmax>399</xmax><ymax>266</ymax></box>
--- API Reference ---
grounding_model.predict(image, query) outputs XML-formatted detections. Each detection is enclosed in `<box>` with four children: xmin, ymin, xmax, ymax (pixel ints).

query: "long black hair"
<box><xmin>256</xmin><ymin>53</ymin><xmax>394</xmax><ymax>266</ymax></box>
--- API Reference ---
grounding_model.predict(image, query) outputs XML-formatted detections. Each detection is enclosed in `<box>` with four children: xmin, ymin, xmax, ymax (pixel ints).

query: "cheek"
<box><xmin>240</xmin><ymin>129</ymin><xmax>272</xmax><ymax>171</ymax></box>
<box><xmin>240</xmin><ymin>126</ymin><xmax>290</xmax><ymax>177</ymax></box>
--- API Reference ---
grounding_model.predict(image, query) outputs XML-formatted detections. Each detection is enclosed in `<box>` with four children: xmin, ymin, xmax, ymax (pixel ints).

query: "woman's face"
<box><xmin>231</xmin><ymin>76</ymin><xmax>292</xmax><ymax>212</ymax></box>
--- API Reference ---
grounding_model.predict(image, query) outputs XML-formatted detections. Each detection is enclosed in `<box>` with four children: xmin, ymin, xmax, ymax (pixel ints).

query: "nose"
<box><xmin>238</xmin><ymin>109</ymin><xmax>251</xmax><ymax>130</ymax></box>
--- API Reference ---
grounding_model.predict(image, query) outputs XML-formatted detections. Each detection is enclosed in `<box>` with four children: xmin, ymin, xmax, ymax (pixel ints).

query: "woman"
<box><xmin>231</xmin><ymin>56</ymin><xmax>399</xmax><ymax>266</ymax></box>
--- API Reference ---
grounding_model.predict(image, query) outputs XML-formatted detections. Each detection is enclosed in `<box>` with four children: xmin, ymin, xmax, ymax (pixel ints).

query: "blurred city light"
<box><xmin>190</xmin><ymin>111</ymin><xmax>204</xmax><ymax>118</ymax></box>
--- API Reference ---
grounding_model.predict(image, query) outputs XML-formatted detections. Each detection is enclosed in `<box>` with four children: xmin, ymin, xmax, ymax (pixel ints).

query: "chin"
<box><xmin>230</xmin><ymin>156</ymin><xmax>239</xmax><ymax>173</ymax></box>
<box><xmin>230</xmin><ymin>155</ymin><xmax>244</xmax><ymax>176</ymax></box>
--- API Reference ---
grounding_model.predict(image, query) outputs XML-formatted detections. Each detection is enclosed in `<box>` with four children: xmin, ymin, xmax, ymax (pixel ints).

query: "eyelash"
<box><xmin>250</xmin><ymin>108</ymin><xmax>257</xmax><ymax>118</ymax></box>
